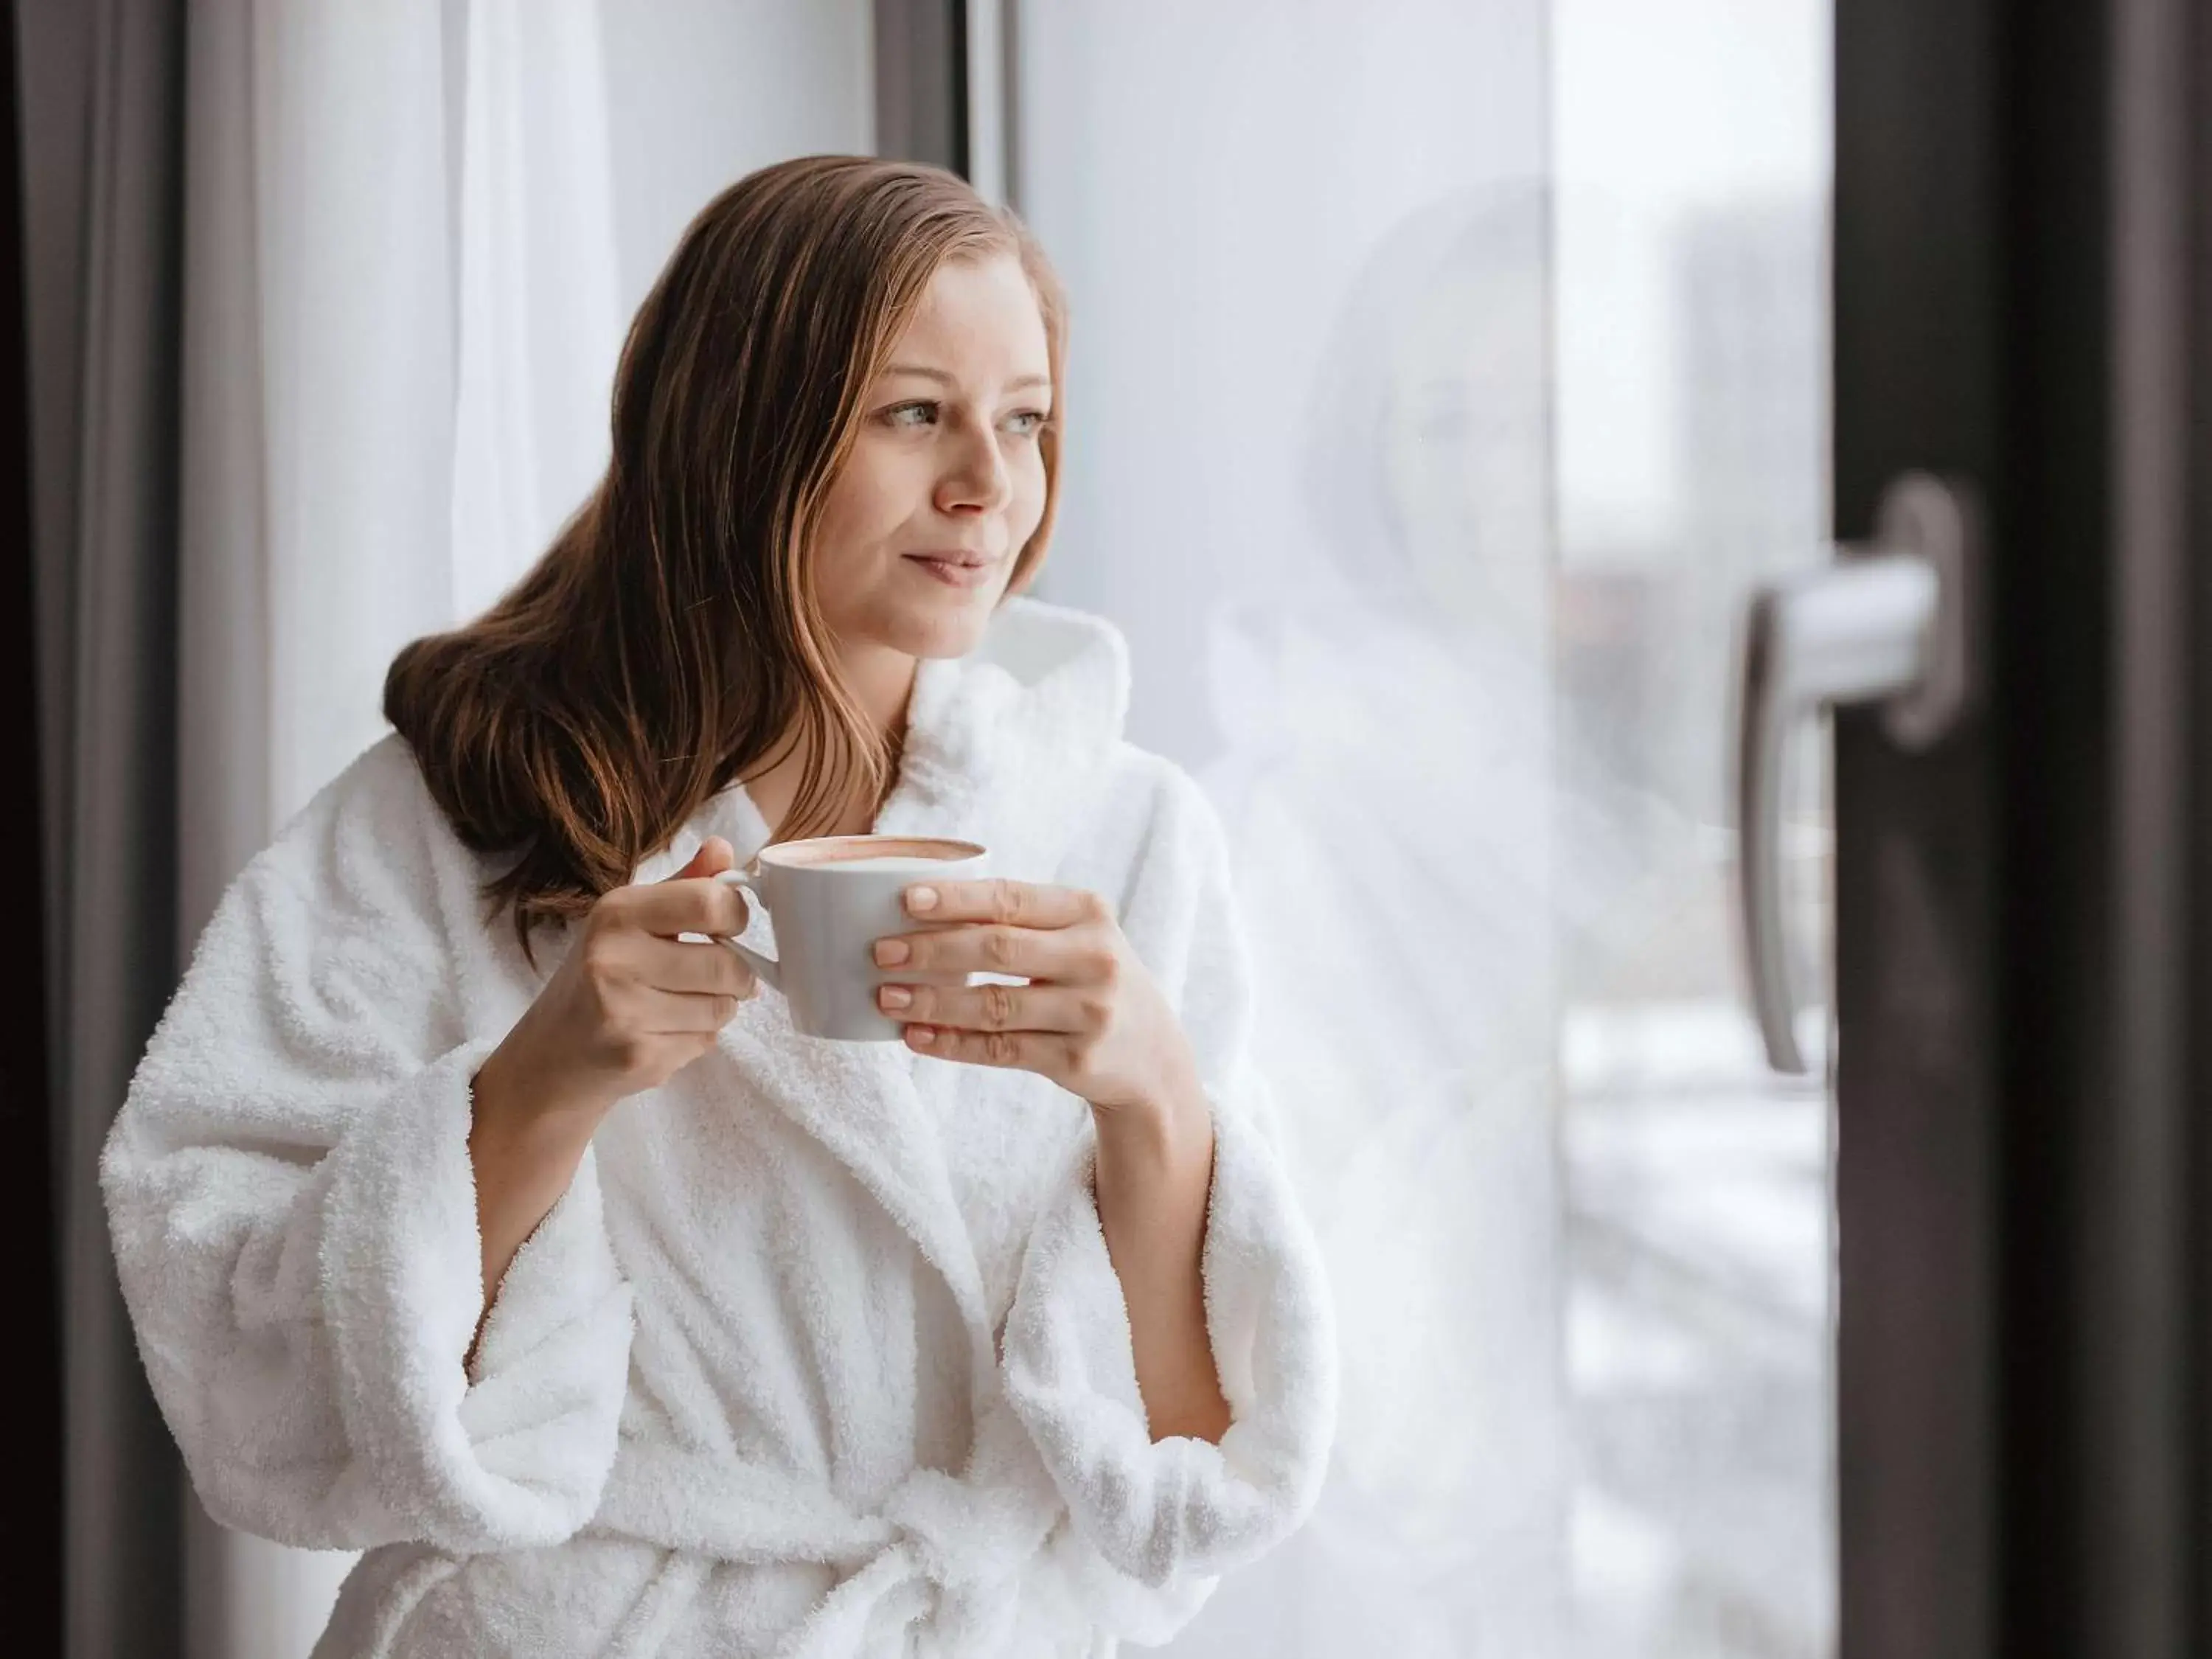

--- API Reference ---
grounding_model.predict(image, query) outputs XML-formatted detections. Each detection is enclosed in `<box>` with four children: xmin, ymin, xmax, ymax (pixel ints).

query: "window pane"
<box><xmin>1017</xmin><ymin>1</ymin><xmax>1834</xmax><ymax>1653</ymax></box>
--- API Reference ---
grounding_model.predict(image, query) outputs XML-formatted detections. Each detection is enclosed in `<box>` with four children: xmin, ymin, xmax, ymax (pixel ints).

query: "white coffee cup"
<box><xmin>712</xmin><ymin>834</ymin><xmax>988</xmax><ymax>1042</ymax></box>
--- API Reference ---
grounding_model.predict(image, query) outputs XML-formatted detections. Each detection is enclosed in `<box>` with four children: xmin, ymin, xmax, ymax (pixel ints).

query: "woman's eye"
<box><xmin>883</xmin><ymin>400</ymin><xmax>1046</xmax><ymax>435</ymax></box>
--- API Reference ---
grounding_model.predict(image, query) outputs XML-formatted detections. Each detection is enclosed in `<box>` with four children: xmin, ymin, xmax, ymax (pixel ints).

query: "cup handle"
<box><xmin>711</xmin><ymin>868</ymin><xmax>783</xmax><ymax>993</ymax></box>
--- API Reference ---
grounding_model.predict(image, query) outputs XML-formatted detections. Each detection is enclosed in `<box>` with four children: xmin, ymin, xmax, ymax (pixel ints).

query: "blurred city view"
<box><xmin>1556</xmin><ymin>188</ymin><xmax>1833</xmax><ymax>1659</ymax></box>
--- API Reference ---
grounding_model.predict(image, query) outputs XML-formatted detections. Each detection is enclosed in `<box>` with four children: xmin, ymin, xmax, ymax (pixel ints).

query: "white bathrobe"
<box><xmin>101</xmin><ymin>597</ymin><xmax>1339</xmax><ymax>1657</ymax></box>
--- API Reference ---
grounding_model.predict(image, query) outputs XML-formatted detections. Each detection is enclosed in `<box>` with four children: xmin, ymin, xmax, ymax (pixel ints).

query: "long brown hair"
<box><xmin>383</xmin><ymin>157</ymin><xmax>1068</xmax><ymax>966</ymax></box>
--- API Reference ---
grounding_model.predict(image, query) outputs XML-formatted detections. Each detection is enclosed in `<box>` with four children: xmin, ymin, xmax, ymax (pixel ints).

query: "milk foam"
<box><xmin>813</xmin><ymin>855</ymin><xmax>964</xmax><ymax>872</ymax></box>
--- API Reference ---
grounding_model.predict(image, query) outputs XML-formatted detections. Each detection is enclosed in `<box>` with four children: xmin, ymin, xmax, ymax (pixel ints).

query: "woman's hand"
<box><xmin>467</xmin><ymin>836</ymin><xmax>755</xmax><ymax>1362</ymax></box>
<box><xmin>878</xmin><ymin>878</ymin><xmax>1231</xmax><ymax>1441</ymax></box>
<box><xmin>871</xmin><ymin>878</ymin><xmax>1202</xmax><ymax>1125</ymax></box>
<box><xmin>480</xmin><ymin>835</ymin><xmax>759</xmax><ymax>1125</ymax></box>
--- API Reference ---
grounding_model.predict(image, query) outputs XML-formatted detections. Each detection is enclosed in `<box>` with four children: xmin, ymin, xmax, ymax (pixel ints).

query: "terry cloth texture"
<box><xmin>104</xmin><ymin>597</ymin><xmax>1338</xmax><ymax>1656</ymax></box>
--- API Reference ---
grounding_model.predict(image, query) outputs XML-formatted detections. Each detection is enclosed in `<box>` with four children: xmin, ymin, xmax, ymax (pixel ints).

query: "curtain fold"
<box><xmin>15</xmin><ymin>0</ymin><xmax>189</xmax><ymax>1655</ymax></box>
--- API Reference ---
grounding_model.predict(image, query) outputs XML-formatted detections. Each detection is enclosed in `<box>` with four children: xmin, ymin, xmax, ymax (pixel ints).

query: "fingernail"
<box><xmin>878</xmin><ymin>985</ymin><xmax>912</xmax><ymax>1010</ymax></box>
<box><xmin>905</xmin><ymin>885</ymin><xmax>939</xmax><ymax>913</ymax></box>
<box><xmin>908</xmin><ymin>1025</ymin><xmax>936</xmax><ymax>1046</ymax></box>
<box><xmin>874</xmin><ymin>938</ymin><xmax>911</xmax><ymax>967</ymax></box>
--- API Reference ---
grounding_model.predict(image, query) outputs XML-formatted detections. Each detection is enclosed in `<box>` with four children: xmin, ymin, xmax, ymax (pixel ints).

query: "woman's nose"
<box><xmin>936</xmin><ymin>420</ymin><xmax>1013</xmax><ymax>514</ymax></box>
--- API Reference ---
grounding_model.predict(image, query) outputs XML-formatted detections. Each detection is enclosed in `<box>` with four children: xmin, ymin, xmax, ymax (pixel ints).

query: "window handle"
<box><xmin>1734</xmin><ymin>473</ymin><xmax>1983</xmax><ymax>1074</ymax></box>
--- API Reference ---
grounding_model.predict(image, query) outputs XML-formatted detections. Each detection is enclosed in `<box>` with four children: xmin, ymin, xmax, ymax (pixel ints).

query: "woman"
<box><xmin>102</xmin><ymin>157</ymin><xmax>1337</xmax><ymax>1657</ymax></box>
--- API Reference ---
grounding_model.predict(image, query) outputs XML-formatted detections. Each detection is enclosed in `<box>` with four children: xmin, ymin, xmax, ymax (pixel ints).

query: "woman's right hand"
<box><xmin>479</xmin><ymin>835</ymin><xmax>759</xmax><ymax>1125</ymax></box>
<box><xmin>465</xmin><ymin>837</ymin><xmax>757</xmax><ymax>1356</ymax></box>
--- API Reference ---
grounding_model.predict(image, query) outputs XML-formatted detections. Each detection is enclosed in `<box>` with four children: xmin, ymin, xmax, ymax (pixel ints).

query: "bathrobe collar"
<box><xmin>631</xmin><ymin>595</ymin><xmax>1133</xmax><ymax>1353</ymax></box>
<box><xmin>870</xmin><ymin>592</ymin><xmax>1133</xmax><ymax>878</ymax></box>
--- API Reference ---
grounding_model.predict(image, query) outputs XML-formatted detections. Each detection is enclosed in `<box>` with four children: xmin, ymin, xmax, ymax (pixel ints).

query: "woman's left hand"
<box><xmin>872</xmin><ymin>878</ymin><xmax>1201</xmax><ymax>1124</ymax></box>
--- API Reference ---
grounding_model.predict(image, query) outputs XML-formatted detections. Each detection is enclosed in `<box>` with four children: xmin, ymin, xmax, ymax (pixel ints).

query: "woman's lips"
<box><xmin>902</xmin><ymin>554</ymin><xmax>1001</xmax><ymax>589</ymax></box>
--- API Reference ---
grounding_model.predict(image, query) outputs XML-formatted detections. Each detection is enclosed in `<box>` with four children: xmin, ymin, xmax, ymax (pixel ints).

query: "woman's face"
<box><xmin>1377</xmin><ymin>256</ymin><xmax>1551</xmax><ymax>640</ymax></box>
<box><xmin>811</xmin><ymin>252</ymin><xmax>1054</xmax><ymax>662</ymax></box>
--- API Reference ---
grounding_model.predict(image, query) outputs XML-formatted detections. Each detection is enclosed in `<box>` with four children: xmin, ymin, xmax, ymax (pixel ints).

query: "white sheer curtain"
<box><xmin>178</xmin><ymin>4</ymin><xmax>620</xmax><ymax>1649</ymax></box>
<box><xmin>173</xmin><ymin>3</ymin><xmax>867</xmax><ymax>1652</ymax></box>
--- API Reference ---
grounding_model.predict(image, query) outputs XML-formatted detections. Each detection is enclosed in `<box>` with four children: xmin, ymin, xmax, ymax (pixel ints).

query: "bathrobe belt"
<box><xmin>586</xmin><ymin>1429</ymin><xmax>1065</xmax><ymax>1658</ymax></box>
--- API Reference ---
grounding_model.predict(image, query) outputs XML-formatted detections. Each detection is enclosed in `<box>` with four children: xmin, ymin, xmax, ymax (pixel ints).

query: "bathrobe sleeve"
<box><xmin>100</xmin><ymin>740</ymin><xmax>634</xmax><ymax>1554</ymax></box>
<box><xmin>998</xmin><ymin>758</ymin><xmax>1340</xmax><ymax>1607</ymax></box>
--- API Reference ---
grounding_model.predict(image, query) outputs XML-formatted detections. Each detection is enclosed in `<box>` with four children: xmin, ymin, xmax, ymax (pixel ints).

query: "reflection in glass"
<box><xmin>1015</xmin><ymin>2</ymin><xmax>1835</xmax><ymax>1652</ymax></box>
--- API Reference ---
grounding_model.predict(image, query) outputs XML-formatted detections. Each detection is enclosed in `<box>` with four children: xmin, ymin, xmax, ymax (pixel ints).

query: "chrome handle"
<box><xmin>1734</xmin><ymin>473</ymin><xmax>1983</xmax><ymax>1073</ymax></box>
